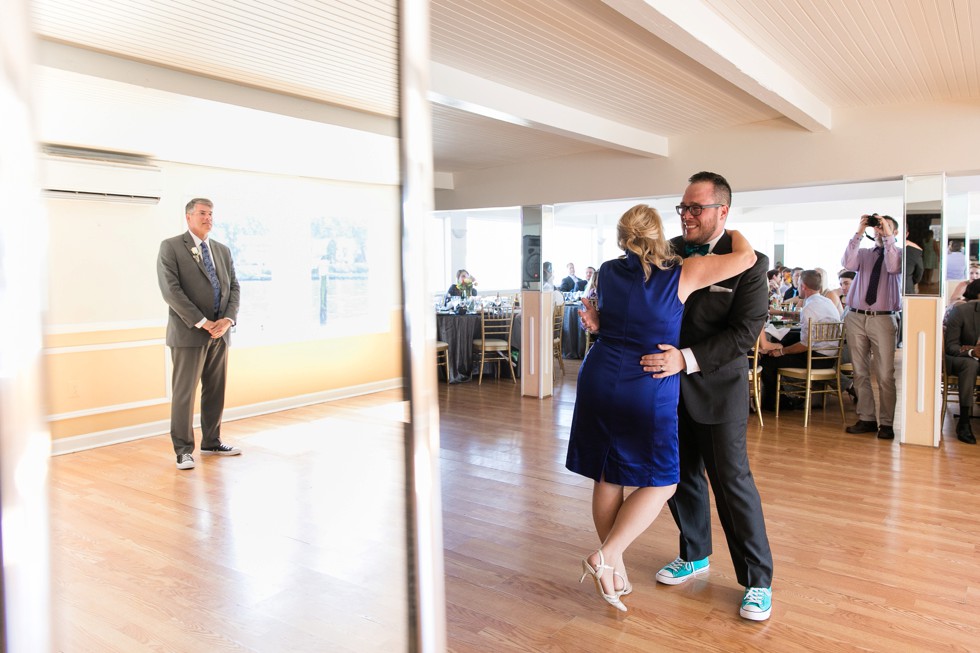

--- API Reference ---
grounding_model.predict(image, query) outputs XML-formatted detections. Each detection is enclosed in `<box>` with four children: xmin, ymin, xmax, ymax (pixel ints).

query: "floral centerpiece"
<box><xmin>456</xmin><ymin>277</ymin><xmax>477</xmax><ymax>299</ymax></box>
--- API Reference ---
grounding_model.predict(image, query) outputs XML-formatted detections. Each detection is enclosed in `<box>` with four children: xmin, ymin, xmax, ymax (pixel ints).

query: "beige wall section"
<box><xmin>225</xmin><ymin>310</ymin><xmax>403</xmax><ymax>407</ymax></box>
<box><xmin>46</xmin><ymin>343</ymin><xmax>166</xmax><ymax>415</ymax></box>
<box><xmin>902</xmin><ymin>296</ymin><xmax>942</xmax><ymax>447</ymax></box>
<box><xmin>436</xmin><ymin>101</ymin><xmax>980</xmax><ymax>209</ymax></box>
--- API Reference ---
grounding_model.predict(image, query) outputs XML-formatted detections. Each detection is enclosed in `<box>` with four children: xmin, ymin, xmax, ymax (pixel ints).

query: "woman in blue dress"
<box><xmin>566</xmin><ymin>204</ymin><xmax>756</xmax><ymax>611</ymax></box>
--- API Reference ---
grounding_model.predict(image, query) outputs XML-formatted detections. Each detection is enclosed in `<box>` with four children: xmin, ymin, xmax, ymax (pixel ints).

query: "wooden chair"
<box><xmin>553</xmin><ymin>303</ymin><xmax>565</xmax><ymax>378</ymax></box>
<box><xmin>435</xmin><ymin>341</ymin><xmax>450</xmax><ymax>382</ymax></box>
<box><xmin>748</xmin><ymin>333</ymin><xmax>763</xmax><ymax>428</ymax></box>
<box><xmin>775</xmin><ymin>320</ymin><xmax>846</xmax><ymax>428</ymax></box>
<box><xmin>940</xmin><ymin>353</ymin><xmax>980</xmax><ymax>425</ymax></box>
<box><xmin>472</xmin><ymin>306</ymin><xmax>516</xmax><ymax>384</ymax></box>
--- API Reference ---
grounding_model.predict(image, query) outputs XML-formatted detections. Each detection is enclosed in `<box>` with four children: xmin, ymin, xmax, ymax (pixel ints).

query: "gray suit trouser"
<box><xmin>844</xmin><ymin>311</ymin><xmax>898</xmax><ymax>426</ymax></box>
<box><xmin>169</xmin><ymin>337</ymin><xmax>228</xmax><ymax>455</ymax></box>
<box><xmin>945</xmin><ymin>354</ymin><xmax>979</xmax><ymax>419</ymax></box>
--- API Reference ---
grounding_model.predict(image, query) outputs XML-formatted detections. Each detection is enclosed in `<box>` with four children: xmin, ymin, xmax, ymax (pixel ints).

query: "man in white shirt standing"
<box><xmin>758</xmin><ymin>269</ymin><xmax>841</xmax><ymax>410</ymax></box>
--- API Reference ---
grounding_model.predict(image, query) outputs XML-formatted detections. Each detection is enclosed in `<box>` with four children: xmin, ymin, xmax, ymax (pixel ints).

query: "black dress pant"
<box><xmin>668</xmin><ymin>396</ymin><xmax>774</xmax><ymax>588</ymax></box>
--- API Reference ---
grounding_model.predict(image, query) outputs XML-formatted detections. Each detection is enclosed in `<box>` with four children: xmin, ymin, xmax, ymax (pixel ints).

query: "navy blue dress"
<box><xmin>565</xmin><ymin>252</ymin><xmax>683</xmax><ymax>487</ymax></box>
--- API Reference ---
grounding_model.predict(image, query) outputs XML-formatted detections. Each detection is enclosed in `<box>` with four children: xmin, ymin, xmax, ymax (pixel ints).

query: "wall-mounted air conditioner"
<box><xmin>39</xmin><ymin>145</ymin><xmax>162</xmax><ymax>204</ymax></box>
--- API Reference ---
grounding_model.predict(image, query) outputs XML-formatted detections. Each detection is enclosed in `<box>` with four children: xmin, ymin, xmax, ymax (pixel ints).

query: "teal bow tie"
<box><xmin>684</xmin><ymin>243</ymin><xmax>710</xmax><ymax>257</ymax></box>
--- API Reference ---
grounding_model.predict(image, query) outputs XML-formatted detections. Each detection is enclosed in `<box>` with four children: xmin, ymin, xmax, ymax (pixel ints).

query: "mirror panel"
<box><xmin>904</xmin><ymin>174</ymin><xmax>946</xmax><ymax>297</ymax></box>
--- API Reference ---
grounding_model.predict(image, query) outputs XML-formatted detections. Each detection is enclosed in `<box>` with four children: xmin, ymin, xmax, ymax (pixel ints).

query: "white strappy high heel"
<box><xmin>580</xmin><ymin>550</ymin><xmax>627</xmax><ymax>612</ymax></box>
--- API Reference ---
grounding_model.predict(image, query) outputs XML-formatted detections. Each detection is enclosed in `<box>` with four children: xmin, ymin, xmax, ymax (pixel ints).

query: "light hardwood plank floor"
<box><xmin>50</xmin><ymin>361</ymin><xmax>980</xmax><ymax>652</ymax></box>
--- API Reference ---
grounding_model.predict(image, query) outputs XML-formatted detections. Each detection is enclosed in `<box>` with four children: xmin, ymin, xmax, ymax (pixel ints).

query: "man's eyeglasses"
<box><xmin>676</xmin><ymin>203</ymin><xmax>723</xmax><ymax>217</ymax></box>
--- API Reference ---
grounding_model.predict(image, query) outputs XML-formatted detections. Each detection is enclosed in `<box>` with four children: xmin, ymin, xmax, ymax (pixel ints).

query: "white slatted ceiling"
<box><xmin>32</xmin><ymin>0</ymin><xmax>399</xmax><ymax>116</ymax></box>
<box><xmin>702</xmin><ymin>0</ymin><xmax>980</xmax><ymax>106</ymax></box>
<box><xmin>431</xmin><ymin>0</ymin><xmax>780</xmax><ymax>136</ymax></box>
<box><xmin>432</xmin><ymin>104</ymin><xmax>602</xmax><ymax>172</ymax></box>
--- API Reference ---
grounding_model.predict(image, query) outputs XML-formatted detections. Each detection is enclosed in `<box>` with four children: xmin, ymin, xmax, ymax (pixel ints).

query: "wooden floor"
<box><xmin>49</xmin><ymin>361</ymin><xmax>980</xmax><ymax>652</ymax></box>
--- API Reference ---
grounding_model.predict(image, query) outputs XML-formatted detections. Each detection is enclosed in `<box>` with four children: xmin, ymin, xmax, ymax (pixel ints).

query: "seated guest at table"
<box><xmin>814</xmin><ymin>267</ymin><xmax>845</xmax><ymax>316</ymax></box>
<box><xmin>758</xmin><ymin>270</ymin><xmax>840</xmax><ymax>411</ymax></box>
<box><xmin>560</xmin><ymin>262</ymin><xmax>582</xmax><ymax>292</ymax></box>
<box><xmin>543</xmin><ymin>261</ymin><xmax>565</xmax><ymax>305</ymax></box>
<box><xmin>782</xmin><ymin>267</ymin><xmax>803</xmax><ymax>301</ymax></box>
<box><xmin>767</xmin><ymin>269</ymin><xmax>781</xmax><ymax>301</ymax></box>
<box><xmin>834</xmin><ymin>270</ymin><xmax>855</xmax><ymax>309</ymax></box>
<box><xmin>445</xmin><ymin>269</ymin><xmax>478</xmax><ymax>302</ymax></box>
<box><xmin>949</xmin><ymin>264</ymin><xmax>980</xmax><ymax>306</ymax></box>
<box><xmin>577</xmin><ymin>266</ymin><xmax>595</xmax><ymax>292</ymax></box>
<box><xmin>948</xmin><ymin>240</ymin><xmax>968</xmax><ymax>281</ymax></box>
<box><xmin>944</xmin><ymin>278</ymin><xmax>980</xmax><ymax>444</ymax></box>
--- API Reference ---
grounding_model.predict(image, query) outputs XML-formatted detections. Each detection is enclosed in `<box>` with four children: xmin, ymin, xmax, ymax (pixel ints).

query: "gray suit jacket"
<box><xmin>158</xmin><ymin>232</ymin><xmax>240</xmax><ymax>347</ymax></box>
<box><xmin>944</xmin><ymin>301</ymin><xmax>980</xmax><ymax>357</ymax></box>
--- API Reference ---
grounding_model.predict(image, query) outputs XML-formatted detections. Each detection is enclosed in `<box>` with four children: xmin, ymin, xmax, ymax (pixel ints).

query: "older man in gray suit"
<box><xmin>158</xmin><ymin>198</ymin><xmax>241</xmax><ymax>469</ymax></box>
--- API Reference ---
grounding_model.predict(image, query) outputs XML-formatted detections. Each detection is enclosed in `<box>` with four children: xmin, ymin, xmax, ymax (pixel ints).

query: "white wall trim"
<box><xmin>44</xmin><ymin>339</ymin><xmax>164</xmax><ymax>355</ymax></box>
<box><xmin>45</xmin><ymin>319</ymin><xmax>166</xmax><ymax>334</ymax></box>
<box><xmin>50</xmin><ymin>378</ymin><xmax>403</xmax><ymax>455</ymax></box>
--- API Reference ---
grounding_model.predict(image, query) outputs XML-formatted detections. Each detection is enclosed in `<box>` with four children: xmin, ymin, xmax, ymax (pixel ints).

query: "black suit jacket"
<box><xmin>559</xmin><ymin>275</ymin><xmax>578</xmax><ymax>292</ymax></box>
<box><xmin>575</xmin><ymin>278</ymin><xmax>588</xmax><ymax>292</ymax></box>
<box><xmin>672</xmin><ymin>232</ymin><xmax>770</xmax><ymax>424</ymax></box>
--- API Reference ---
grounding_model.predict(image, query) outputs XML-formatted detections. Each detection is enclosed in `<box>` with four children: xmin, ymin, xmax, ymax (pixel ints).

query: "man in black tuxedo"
<box><xmin>158</xmin><ymin>198</ymin><xmax>242</xmax><ymax>470</ymax></box>
<box><xmin>639</xmin><ymin>171</ymin><xmax>773</xmax><ymax>621</ymax></box>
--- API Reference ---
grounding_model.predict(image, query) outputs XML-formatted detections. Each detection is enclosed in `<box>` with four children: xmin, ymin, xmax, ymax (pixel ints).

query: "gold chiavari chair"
<box><xmin>553</xmin><ymin>303</ymin><xmax>565</xmax><ymax>378</ymax></box>
<box><xmin>775</xmin><ymin>320</ymin><xmax>846</xmax><ymax>428</ymax></box>
<box><xmin>435</xmin><ymin>341</ymin><xmax>450</xmax><ymax>382</ymax></box>
<box><xmin>748</xmin><ymin>333</ymin><xmax>763</xmax><ymax>428</ymax></box>
<box><xmin>472</xmin><ymin>305</ymin><xmax>516</xmax><ymax>385</ymax></box>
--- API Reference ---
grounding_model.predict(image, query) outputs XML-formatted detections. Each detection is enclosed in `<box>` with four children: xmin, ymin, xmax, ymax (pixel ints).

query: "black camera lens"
<box><xmin>867</xmin><ymin>215</ymin><xmax>880</xmax><ymax>227</ymax></box>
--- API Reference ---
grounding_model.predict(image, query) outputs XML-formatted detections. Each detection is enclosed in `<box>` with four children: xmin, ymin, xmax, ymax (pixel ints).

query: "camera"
<box><xmin>866</xmin><ymin>214</ymin><xmax>880</xmax><ymax>227</ymax></box>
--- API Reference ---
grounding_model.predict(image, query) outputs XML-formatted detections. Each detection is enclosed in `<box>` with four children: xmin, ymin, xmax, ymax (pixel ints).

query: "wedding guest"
<box><xmin>905</xmin><ymin>232</ymin><xmax>924</xmax><ymax>295</ymax></box>
<box><xmin>944</xmin><ymin>278</ymin><xmax>980</xmax><ymax>444</ymax></box>
<box><xmin>157</xmin><ymin>198</ymin><xmax>242</xmax><ymax>470</ymax></box>
<box><xmin>842</xmin><ymin>214</ymin><xmax>902</xmax><ymax>440</ymax></box>
<box><xmin>559</xmin><ymin>263</ymin><xmax>581</xmax><ymax>292</ymax></box>
<box><xmin>568</xmin><ymin>202</ymin><xmax>756</xmax><ymax>612</ymax></box>
<box><xmin>758</xmin><ymin>270</ymin><xmax>840</xmax><ymax>410</ymax></box>
<box><xmin>445</xmin><ymin>269</ymin><xmax>478</xmax><ymax>302</ymax></box>
<box><xmin>949</xmin><ymin>264</ymin><xmax>980</xmax><ymax>306</ymax></box>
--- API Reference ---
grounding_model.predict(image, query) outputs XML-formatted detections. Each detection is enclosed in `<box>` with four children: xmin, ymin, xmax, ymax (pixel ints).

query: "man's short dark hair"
<box><xmin>964</xmin><ymin>279</ymin><xmax>980</xmax><ymax>301</ymax></box>
<box><xmin>688</xmin><ymin>171</ymin><xmax>732</xmax><ymax>207</ymax></box>
<box><xmin>881</xmin><ymin>215</ymin><xmax>899</xmax><ymax>233</ymax></box>
<box><xmin>767</xmin><ymin>269</ymin><xmax>780</xmax><ymax>281</ymax></box>
<box><xmin>838</xmin><ymin>270</ymin><xmax>856</xmax><ymax>280</ymax></box>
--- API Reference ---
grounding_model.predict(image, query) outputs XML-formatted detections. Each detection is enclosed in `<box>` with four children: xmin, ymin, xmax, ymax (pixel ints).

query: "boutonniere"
<box><xmin>190</xmin><ymin>246</ymin><xmax>201</xmax><ymax>262</ymax></box>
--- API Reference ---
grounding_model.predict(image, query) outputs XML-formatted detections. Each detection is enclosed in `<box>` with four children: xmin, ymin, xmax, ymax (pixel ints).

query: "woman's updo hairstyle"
<box><xmin>617</xmin><ymin>204</ymin><xmax>680</xmax><ymax>281</ymax></box>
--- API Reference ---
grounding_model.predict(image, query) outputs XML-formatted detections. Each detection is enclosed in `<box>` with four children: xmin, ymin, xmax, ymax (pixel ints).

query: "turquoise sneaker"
<box><xmin>739</xmin><ymin>586</ymin><xmax>772</xmax><ymax>621</ymax></box>
<box><xmin>655</xmin><ymin>557</ymin><xmax>710</xmax><ymax>585</ymax></box>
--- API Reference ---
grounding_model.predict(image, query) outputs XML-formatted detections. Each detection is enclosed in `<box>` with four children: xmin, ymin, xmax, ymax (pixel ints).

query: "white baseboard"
<box><xmin>50</xmin><ymin>378</ymin><xmax>403</xmax><ymax>456</ymax></box>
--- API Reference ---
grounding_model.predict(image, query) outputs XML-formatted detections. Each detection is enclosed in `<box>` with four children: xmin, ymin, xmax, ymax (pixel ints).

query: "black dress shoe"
<box><xmin>845</xmin><ymin>385</ymin><xmax>858</xmax><ymax>403</ymax></box>
<box><xmin>877</xmin><ymin>425</ymin><xmax>895</xmax><ymax>440</ymax></box>
<box><xmin>956</xmin><ymin>421</ymin><xmax>977</xmax><ymax>444</ymax></box>
<box><xmin>845</xmin><ymin>420</ymin><xmax>878</xmax><ymax>434</ymax></box>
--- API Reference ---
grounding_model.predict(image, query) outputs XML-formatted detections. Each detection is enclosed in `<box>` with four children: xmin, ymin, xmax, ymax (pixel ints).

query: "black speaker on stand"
<box><xmin>522</xmin><ymin>235</ymin><xmax>541</xmax><ymax>285</ymax></box>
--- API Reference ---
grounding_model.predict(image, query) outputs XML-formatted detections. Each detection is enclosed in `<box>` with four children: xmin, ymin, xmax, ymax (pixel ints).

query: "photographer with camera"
<box><xmin>841</xmin><ymin>213</ymin><xmax>902</xmax><ymax>440</ymax></box>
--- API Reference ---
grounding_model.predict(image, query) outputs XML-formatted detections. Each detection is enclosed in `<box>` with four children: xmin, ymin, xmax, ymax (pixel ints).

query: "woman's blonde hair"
<box><xmin>617</xmin><ymin>204</ymin><xmax>680</xmax><ymax>281</ymax></box>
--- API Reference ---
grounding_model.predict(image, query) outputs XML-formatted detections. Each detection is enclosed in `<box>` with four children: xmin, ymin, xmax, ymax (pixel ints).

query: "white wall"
<box><xmin>435</xmin><ymin>101</ymin><xmax>980</xmax><ymax>210</ymax></box>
